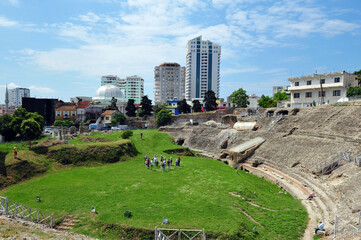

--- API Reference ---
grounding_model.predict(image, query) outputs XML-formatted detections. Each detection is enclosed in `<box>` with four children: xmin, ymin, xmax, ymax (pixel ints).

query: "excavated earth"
<box><xmin>161</xmin><ymin>101</ymin><xmax>361</xmax><ymax>240</ymax></box>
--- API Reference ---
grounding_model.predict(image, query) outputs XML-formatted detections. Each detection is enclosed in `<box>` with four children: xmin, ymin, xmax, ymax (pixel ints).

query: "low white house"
<box><xmin>288</xmin><ymin>71</ymin><xmax>358</xmax><ymax>107</ymax></box>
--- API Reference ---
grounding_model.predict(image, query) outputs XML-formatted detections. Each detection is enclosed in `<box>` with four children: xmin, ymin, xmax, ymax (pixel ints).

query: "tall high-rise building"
<box><xmin>101</xmin><ymin>75</ymin><xmax>119</xmax><ymax>86</ymax></box>
<box><xmin>9</xmin><ymin>87</ymin><xmax>30</xmax><ymax>108</ymax></box>
<box><xmin>154</xmin><ymin>63</ymin><xmax>185</xmax><ymax>105</ymax></box>
<box><xmin>100</xmin><ymin>75</ymin><xmax>144</xmax><ymax>104</ymax></box>
<box><xmin>123</xmin><ymin>75</ymin><xmax>144</xmax><ymax>104</ymax></box>
<box><xmin>185</xmin><ymin>36</ymin><xmax>221</xmax><ymax>100</ymax></box>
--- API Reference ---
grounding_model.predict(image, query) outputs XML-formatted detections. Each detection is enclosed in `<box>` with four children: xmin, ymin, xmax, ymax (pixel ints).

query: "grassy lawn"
<box><xmin>0</xmin><ymin>129</ymin><xmax>307</xmax><ymax>239</ymax></box>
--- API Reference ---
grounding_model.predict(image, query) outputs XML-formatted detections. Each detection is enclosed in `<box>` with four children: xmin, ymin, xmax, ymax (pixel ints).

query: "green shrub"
<box><xmin>121</xmin><ymin>130</ymin><xmax>133</xmax><ymax>139</ymax></box>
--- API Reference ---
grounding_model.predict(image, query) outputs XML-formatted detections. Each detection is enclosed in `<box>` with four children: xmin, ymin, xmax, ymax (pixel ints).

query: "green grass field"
<box><xmin>0</xmin><ymin>130</ymin><xmax>307</xmax><ymax>239</ymax></box>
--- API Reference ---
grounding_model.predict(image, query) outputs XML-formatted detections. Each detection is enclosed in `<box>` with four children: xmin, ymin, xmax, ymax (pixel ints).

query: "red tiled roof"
<box><xmin>101</xmin><ymin>110</ymin><xmax>118</xmax><ymax>116</ymax></box>
<box><xmin>76</xmin><ymin>102</ymin><xmax>91</xmax><ymax>109</ymax></box>
<box><xmin>56</xmin><ymin>105</ymin><xmax>76</xmax><ymax>110</ymax></box>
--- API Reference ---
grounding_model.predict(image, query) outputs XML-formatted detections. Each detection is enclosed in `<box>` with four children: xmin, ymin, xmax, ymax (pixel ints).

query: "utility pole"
<box><xmin>319</xmin><ymin>76</ymin><xmax>324</xmax><ymax>104</ymax></box>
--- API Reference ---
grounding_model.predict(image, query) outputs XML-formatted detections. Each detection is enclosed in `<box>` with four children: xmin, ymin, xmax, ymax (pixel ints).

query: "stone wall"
<box><xmin>170</xmin><ymin>108</ymin><xmax>234</xmax><ymax>124</ymax></box>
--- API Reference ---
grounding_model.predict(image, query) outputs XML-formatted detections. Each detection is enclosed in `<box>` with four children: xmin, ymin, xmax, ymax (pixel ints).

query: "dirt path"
<box><xmin>239</xmin><ymin>163</ymin><xmax>327</xmax><ymax>240</ymax></box>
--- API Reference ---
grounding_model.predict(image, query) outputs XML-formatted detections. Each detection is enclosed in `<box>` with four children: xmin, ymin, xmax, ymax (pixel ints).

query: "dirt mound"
<box><xmin>48</xmin><ymin>141</ymin><xmax>137</xmax><ymax>165</ymax></box>
<box><xmin>0</xmin><ymin>159</ymin><xmax>46</xmax><ymax>189</ymax></box>
<box><xmin>81</xmin><ymin>136</ymin><xmax>112</xmax><ymax>142</ymax></box>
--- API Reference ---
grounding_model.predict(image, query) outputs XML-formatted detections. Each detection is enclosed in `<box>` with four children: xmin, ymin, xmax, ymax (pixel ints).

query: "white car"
<box><xmin>44</xmin><ymin>128</ymin><xmax>53</xmax><ymax>134</ymax></box>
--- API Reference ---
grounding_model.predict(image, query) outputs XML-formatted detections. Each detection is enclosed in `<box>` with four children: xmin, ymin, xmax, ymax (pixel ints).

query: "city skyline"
<box><xmin>0</xmin><ymin>0</ymin><xmax>361</xmax><ymax>104</ymax></box>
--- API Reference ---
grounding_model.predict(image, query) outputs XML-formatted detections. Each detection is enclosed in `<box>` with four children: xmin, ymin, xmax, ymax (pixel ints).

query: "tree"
<box><xmin>7</xmin><ymin>108</ymin><xmax>45</xmax><ymax>140</ymax></box>
<box><xmin>0</xmin><ymin>114</ymin><xmax>16</xmax><ymax>141</ymax></box>
<box><xmin>154</xmin><ymin>103</ymin><xmax>167</xmax><ymax>114</ymax></box>
<box><xmin>112</xmin><ymin>112</ymin><xmax>126</xmax><ymax>125</ymax></box>
<box><xmin>203</xmin><ymin>90</ymin><xmax>217</xmax><ymax>111</ymax></box>
<box><xmin>230</xmin><ymin>88</ymin><xmax>249</xmax><ymax>108</ymax></box>
<box><xmin>103</xmin><ymin>97</ymin><xmax>119</xmax><ymax>111</ymax></box>
<box><xmin>346</xmin><ymin>86</ymin><xmax>361</xmax><ymax>97</ymax></box>
<box><xmin>156</xmin><ymin>109</ymin><xmax>172</xmax><ymax>127</ymax></box>
<box><xmin>10</xmin><ymin>108</ymin><xmax>28</xmax><ymax>135</ymax></box>
<box><xmin>125</xmin><ymin>99</ymin><xmax>137</xmax><ymax>117</ymax></box>
<box><xmin>354</xmin><ymin>70</ymin><xmax>361</xmax><ymax>86</ymax></box>
<box><xmin>139</xmin><ymin>96</ymin><xmax>152</xmax><ymax>117</ymax></box>
<box><xmin>20</xmin><ymin>118</ymin><xmax>42</xmax><ymax>140</ymax></box>
<box><xmin>177</xmin><ymin>99</ymin><xmax>191</xmax><ymax>114</ymax></box>
<box><xmin>258</xmin><ymin>95</ymin><xmax>276</xmax><ymax>108</ymax></box>
<box><xmin>192</xmin><ymin>100</ymin><xmax>202</xmax><ymax>112</ymax></box>
<box><xmin>273</xmin><ymin>91</ymin><xmax>290</xmax><ymax>102</ymax></box>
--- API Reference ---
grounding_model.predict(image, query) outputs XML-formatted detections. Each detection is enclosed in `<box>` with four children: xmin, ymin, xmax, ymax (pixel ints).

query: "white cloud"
<box><xmin>0</xmin><ymin>16</ymin><xmax>19</xmax><ymax>27</ymax></box>
<box><xmin>0</xmin><ymin>83</ymin><xmax>20</xmax><ymax>89</ymax></box>
<box><xmin>78</xmin><ymin>12</ymin><xmax>101</xmax><ymax>23</ymax></box>
<box><xmin>28</xmin><ymin>86</ymin><xmax>55</xmax><ymax>93</ymax></box>
<box><xmin>8</xmin><ymin>0</ymin><xmax>19</xmax><ymax>6</ymax></box>
<box><xmin>222</xmin><ymin>67</ymin><xmax>259</xmax><ymax>75</ymax></box>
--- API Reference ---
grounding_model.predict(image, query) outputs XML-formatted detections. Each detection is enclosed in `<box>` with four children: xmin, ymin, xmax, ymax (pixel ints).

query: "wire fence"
<box><xmin>155</xmin><ymin>227</ymin><xmax>206</xmax><ymax>240</ymax></box>
<box><xmin>0</xmin><ymin>196</ymin><xmax>53</xmax><ymax>228</ymax></box>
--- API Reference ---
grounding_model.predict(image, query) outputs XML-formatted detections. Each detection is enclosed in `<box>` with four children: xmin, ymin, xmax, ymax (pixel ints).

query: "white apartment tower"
<box><xmin>154</xmin><ymin>63</ymin><xmax>185</xmax><ymax>105</ymax></box>
<box><xmin>123</xmin><ymin>75</ymin><xmax>144</xmax><ymax>104</ymax></box>
<box><xmin>186</xmin><ymin>36</ymin><xmax>221</xmax><ymax>100</ymax></box>
<box><xmin>9</xmin><ymin>87</ymin><xmax>30</xmax><ymax>108</ymax></box>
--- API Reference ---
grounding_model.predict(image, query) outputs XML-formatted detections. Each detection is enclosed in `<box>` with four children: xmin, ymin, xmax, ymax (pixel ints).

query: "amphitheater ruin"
<box><xmin>160</xmin><ymin>100</ymin><xmax>361</xmax><ymax>240</ymax></box>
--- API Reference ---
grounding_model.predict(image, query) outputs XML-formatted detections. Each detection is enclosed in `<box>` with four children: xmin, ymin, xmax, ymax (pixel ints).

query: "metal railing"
<box><xmin>155</xmin><ymin>227</ymin><xmax>206</xmax><ymax>240</ymax></box>
<box><xmin>316</xmin><ymin>152</ymin><xmax>351</xmax><ymax>175</ymax></box>
<box><xmin>355</xmin><ymin>154</ymin><xmax>361</xmax><ymax>167</ymax></box>
<box><xmin>0</xmin><ymin>196</ymin><xmax>53</xmax><ymax>228</ymax></box>
<box><xmin>334</xmin><ymin>212</ymin><xmax>361</xmax><ymax>239</ymax></box>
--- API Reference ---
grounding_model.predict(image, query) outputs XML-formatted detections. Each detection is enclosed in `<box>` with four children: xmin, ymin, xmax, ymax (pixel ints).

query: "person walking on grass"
<box><xmin>150</xmin><ymin>159</ymin><xmax>153</xmax><ymax>170</ymax></box>
<box><xmin>170</xmin><ymin>156</ymin><xmax>173</xmax><ymax>165</ymax></box>
<box><xmin>167</xmin><ymin>158</ymin><xmax>171</xmax><ymax>168</ymax></box>
<box><xmin>177</xmin><ymin>157</ymin><xmax>181</xmax><ymax>167</ymax></box>
<box><xmin>161</xmin><ymin>160</ymin><xmax>165</xmax><ymax>171</ymax></box>
<box><xmin>14</xmin><ymin>144</ymin><xmax>18</xmax><ymax>159</ymax></box>
<box><xmin>140</xmin><ymin>132</ymin><xmax>143</xmax><ymax>140</ymax></box>
<box><xmin>154</xmin><ymin>155</ymin><xmax>159</xmax><ymax>167</ymax></box>
<box><xmin>146</xmin><ymin>158</ymin><xmax>150</xmax><ymax>169</ymax></box>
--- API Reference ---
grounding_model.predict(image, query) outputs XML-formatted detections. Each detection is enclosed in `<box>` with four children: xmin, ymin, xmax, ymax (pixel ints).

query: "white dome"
<box><xmin>93</xmin><ymin>84</ymin><xmax>124</xmax><ymax>103</ymax></box>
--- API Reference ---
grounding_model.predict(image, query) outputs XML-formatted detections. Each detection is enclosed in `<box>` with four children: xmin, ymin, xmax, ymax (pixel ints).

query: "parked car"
<box><xmin>100</xmin><ymin>126</ymin><xmax>111</xmax><ymax>131</ymax></box>
<box><xmin>111</xmin><ymin>127</ymin><xmax>121</xmax><ymax>130</ymax></box>
<box><xmin>44</xmin><ymin>127</ymin><xmax>53</xmax><ymax>134</ymax></box>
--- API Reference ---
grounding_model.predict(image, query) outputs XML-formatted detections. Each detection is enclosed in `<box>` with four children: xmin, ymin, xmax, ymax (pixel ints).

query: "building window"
<box><xmin>295</xmin><ymin>82</ymin><xmax>299</xmax><ymax>86</ymax></box>
<box><xmin>321</xmin><ymin>79</ymin><xmax>325</xmax><ymax>84</ymax></box>
<box><xmin>307</xmin><ymin>80</ymin><xmax>312</xmax><ymax>85</ymax></box>
<box><xmin>306</xmin><ymin>92</ymin><xmax>312</xmax><ymax>98</ymax></box>
<box><xmin>334</xmin><ymin>77</ymin><xmax>340</xmax><ymax>83</ymax></box>
<box><xmin>318</xmin><ymin>91</ymin><xmax>326</xmax><ymax>97</ymax></box>
<box><xmin>333</xmin><ymin>90</ymin><xmax>341</xmax><ymax>96</ymax></box>
<box><xmin>106</xmin><ymin>117</ymin><xmax>109</xmax><ymax>120</ymax></box>
<box><xmin>294</xmin><ymin>93</ymin><xmax>300</xmax><ymax>98</ymax></box>
<box><xmin>71</xmin><ymin>111</ymin><xmax>76</xmax><ymax>116</ymax></box>
<box><xmin>56</xmin><ymin>111</ymin><xmax>61</xmax><ymax>116</ymax></box>
<box><xmin>63</xmin><ymin>111</ymin><xmax>69</xmax><ymax>118</ymax></box>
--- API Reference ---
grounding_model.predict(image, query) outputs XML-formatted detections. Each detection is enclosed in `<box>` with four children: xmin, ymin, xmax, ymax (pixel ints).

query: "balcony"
<box><xmin>288</xmin><ymin>82</ymin><xmax>344</xmax><ymax>91</ymax></box>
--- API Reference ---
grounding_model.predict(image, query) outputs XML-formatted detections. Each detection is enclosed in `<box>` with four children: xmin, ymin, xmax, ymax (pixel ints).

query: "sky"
<box><xmin>0</xmin><ymin>0</ymin><xmax>360</xmax><ymax>104</ymax></box>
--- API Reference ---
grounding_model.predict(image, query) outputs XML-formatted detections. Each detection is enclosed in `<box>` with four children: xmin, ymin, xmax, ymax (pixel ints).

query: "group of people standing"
<box><xmin>144</xmin><ymin>154</ymin><xmax>181</xmax><ymax>171</ymax></box>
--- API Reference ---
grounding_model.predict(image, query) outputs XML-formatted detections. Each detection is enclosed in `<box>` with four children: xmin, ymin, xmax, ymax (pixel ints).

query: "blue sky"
<box><xmin>0</xmin><ymin>0</ymin><xmax>360</xmax><ymax>104</ymax></box>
